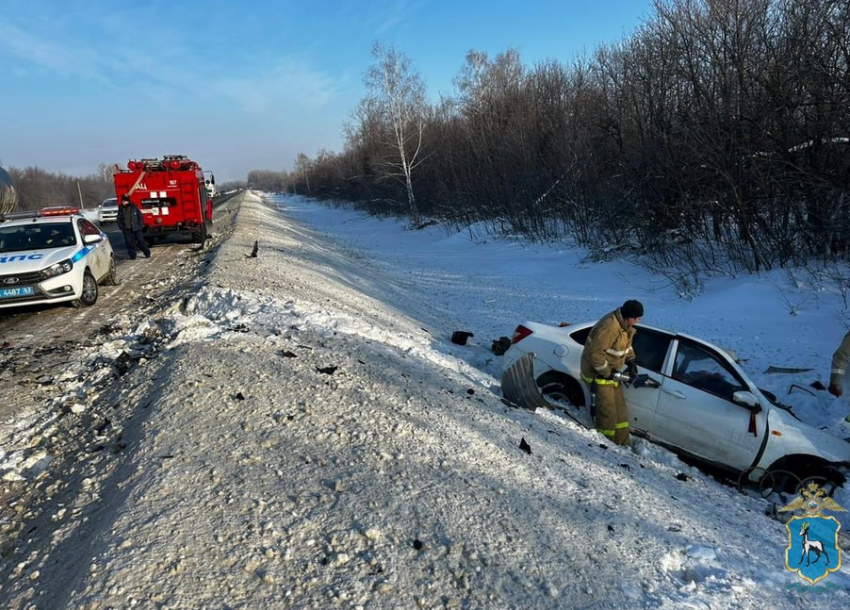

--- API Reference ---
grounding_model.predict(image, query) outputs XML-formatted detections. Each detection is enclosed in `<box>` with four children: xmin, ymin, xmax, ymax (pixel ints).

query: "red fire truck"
<box><xmin>113</xmin><ymin>154</ymin><xmax>213</xmax><ymax>244</ymax></box>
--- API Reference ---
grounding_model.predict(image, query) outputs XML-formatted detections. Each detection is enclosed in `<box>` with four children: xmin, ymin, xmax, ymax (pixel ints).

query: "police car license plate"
<box><xmin>0</xmin><ymin>286</ymin><xmax>35</xmax><ymax>298</ymax></box>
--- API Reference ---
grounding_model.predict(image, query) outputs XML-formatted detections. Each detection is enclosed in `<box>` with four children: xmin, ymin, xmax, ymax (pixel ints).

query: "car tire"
<box><xmin>537</xmin><ymin>372</ymin><xmax>586</xmax><ymax>407</ymax></box>
<box><xmin>72</xmin><ymin>270</ymin><xmax>98</xmax><ymax>307</ymax></box>
<box><xmin>102</xmin><ymin>256</ymin><xmax>118</xmax><ymax>286</ymax></box>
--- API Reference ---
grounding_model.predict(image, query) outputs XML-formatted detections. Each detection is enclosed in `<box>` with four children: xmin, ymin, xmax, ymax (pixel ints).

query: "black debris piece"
<box><xmin>607</xmin><ymin>525</ymin><xmax>615</xmax><ymax>533</ymax></box>
<box><xmin>451</xmin><ymin>331</ymin><xmax>474</xmax><ymax>346</ymax></box>
<box><xmin>316</xmin><ymin>366</ymin><xmax>338</xmax><ymax>375</ymax></box>
<box><xmin>249</xmin><ymin>240</ymin><xmax>258</xmax><ymax>258</ymax></box>
<box><xmin>278</xmin><ymin>350</ymin><xmax>297</xmax><ymax>358</ymax></box>
<box><xmin>491</xmin><ymin>336</ymin><xmax>512</xmax><ymax>356</ymax></box>
<box><xmin>519</xmin><ymin>437</ymin><xmax>532</xmax><ymax>454</ymax></box>
<box><xmin>466</xmin><ymin>388</ymin><xmax>475</xmax><ymax>395</ymax></box>
<box><xmin>412</xmin><ymin>539</ymin><xmax>424</xmax><ymax>551</ymax></box>
<box><xmin>676</xmin><ymin>473</ymin><xmax>689</xmax><ymax>482</ymax></box>
<box><xmin>619</xmin><ymin>463</ymin><xmax>631</xmax><ymax>471</ymax></box>
<box><xmin>234</xmin><ymin>392</ymin><xmax>246</xmax><ymax>400</ymax></box>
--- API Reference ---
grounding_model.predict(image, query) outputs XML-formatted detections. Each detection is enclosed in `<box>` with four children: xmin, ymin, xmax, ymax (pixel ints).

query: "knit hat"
<box><xmin>621</xmin><ymin>299</ymin><xmax>644</xmax><ymax>319</ymax></box>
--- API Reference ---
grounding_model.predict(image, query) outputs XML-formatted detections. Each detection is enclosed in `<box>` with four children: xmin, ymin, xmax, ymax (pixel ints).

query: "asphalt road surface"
<box><xmin>0</xmin><ymin>196</ymin><xmax>240</xmax><ymax>426</ymax></box>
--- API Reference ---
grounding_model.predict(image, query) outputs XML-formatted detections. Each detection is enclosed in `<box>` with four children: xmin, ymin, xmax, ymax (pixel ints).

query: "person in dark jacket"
<box><xmin>580</xmin><ymin>299</ymin><xmax>643</xmax><ymax>446</ymax></box>
<box><xmin>116</xmin><ymin>195</ymin><xmax>151</xmax><ymax>259</ymax></box>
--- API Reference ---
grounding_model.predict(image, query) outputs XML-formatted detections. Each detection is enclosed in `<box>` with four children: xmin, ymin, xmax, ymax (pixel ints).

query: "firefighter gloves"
<box><xmin>627</xmin><ymin>359</ymin><xmax>638</xmax><ymax>381</ymax></box>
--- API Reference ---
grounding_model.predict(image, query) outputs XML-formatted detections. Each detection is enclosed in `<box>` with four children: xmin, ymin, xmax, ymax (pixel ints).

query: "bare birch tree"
<box><xmin>294</xmin><ymin>153</ymin><xmax>312</xmax><ymax>196</ymax></box>
<box><xmin>365</xmin><ymin>42</ymin><xmax>428</xmax><ymax>225</ymax></box>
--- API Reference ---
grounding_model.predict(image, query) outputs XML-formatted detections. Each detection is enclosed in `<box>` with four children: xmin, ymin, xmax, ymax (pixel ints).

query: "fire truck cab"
<box><xmin>113</xmin><ymin>155</ymin><xmax>213</xmax><ymax>244</ymax></box>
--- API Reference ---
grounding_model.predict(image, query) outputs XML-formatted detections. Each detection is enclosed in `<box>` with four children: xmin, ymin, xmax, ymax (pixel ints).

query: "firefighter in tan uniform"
<box><xmin>829</xmin><ymin>331</ymin><xmax>850</xmax><ymax>398</ymax></box>
<box><xmin>580</xmin><ymin>300</ymin><xmax>643</xmax><ymax>446</ymax></box>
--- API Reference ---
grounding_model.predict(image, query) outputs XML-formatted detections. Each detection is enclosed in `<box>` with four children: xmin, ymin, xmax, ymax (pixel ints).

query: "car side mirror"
<box><xmin>83</xmin><ymin>234</ymin><xmax>103</xmax><ymax>244</ymax></box>
<box><xmin>732</xmin><ymin>390</ymin><xmax>761</xmax><ymax>411</ymax></box>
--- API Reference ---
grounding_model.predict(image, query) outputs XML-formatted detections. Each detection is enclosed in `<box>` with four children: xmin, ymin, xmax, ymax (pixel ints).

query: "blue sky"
<box><xmin>0</xmin><ymin>1</ymin><xmax>653</xmax><ymax>182</ymax></box>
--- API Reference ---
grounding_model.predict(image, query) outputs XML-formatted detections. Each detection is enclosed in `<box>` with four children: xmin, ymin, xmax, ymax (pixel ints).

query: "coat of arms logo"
<box><xmin>778</xmin><ymin>482</ymin><xmax>846</xmax><ymax>585</ymax></box>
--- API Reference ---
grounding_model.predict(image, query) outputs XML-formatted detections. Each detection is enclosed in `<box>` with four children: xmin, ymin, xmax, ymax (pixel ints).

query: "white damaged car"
<box><xmin>0</xmin><ymin>207</ymin><xmax>117</xmax><ymax>309</ymax></box>
<box><xmin>502</xmin><ymin>320</ymin><xmax>850</xmax><ymax>493</ymax></box>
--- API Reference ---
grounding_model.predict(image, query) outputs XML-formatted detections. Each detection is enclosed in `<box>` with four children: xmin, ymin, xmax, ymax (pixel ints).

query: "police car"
<box><xmin>0</xmin><ymin>207</ymin><xmax>117</xmax><ymax>309</ymax></box>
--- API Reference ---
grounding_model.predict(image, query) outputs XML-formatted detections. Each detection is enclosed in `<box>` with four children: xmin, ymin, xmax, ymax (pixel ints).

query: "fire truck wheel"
<box><xmin>194</xmin><ymin>222</ymin><xmax>209</xmax><ymax>244</ymax></box>
<box><xmin>72</xmin><ymin>271</ymin><xmax>99</xmax><ymax>308</ymax></box>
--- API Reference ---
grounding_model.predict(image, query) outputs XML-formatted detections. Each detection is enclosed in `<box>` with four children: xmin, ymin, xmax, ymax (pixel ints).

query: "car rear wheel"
<box><xmin>537</xmin><ymin>372</ymin><xmax>586</xmax><ymax>407</ymax></box>
<box><xmin>102</xmin><ymin>256</ymin><xmax>118</xmax><ymax>286</ymax></box>
<box><xmin>73</xmin><ymin>271</ymin><xmax>98</xmax><ymax>307</ymax></box>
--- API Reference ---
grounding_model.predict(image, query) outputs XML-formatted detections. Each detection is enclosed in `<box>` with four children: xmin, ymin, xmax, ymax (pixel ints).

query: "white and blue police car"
<box><xmin>0</xmin><ymin>207</ymin><xmax>117</xmax><ymax>310</ymax></box>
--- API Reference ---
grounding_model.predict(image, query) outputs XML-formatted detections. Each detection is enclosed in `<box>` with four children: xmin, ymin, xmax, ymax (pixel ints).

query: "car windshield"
<box><xmin>0</xmin><ymin>223</ymin><xmax>77</xmax><ymax>253</ymax></box>
<box><xmin>102</xmin><ymin>199</ymin><xmax>118</xmax><ymax>208</ymax></box>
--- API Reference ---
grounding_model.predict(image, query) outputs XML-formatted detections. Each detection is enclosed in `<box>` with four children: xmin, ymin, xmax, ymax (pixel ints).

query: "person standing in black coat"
<box><xmin>116</xmin><ymin>195</ymin><xmax>151</xmax><ymax>259</ymax></box>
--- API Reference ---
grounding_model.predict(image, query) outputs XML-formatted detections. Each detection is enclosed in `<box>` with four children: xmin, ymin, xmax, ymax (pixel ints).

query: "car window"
<box><xmin>78</xmin><ymin>218</ymin><xmax>102</xmax><ymax>237</ymax></box>
<box><xmin>570</xmin><ymin>327</ymin><xmax>591</xmax><ymax>345</ymax></box>
<box><xmin>40</xmin><ymin>223</ymin><xmax>76</xmax><ymax>247</ymax></box>
<box><xmin>672</xmin><ymin>340</ymin><xmax>746</xmax><ymax>401</ymax></box>
<box><xmin>1</xmin><ymin>224</ymin><xmax>76</xmax><ymax>251</ymax></box>
<box><xmin>572</xmin><ymin>325</ymin><xmax>671</xmax><ymax>374</ymax></box>
<box><xmin>632</xmin><ymin>327</ymin><xmax>672</xmax><ymax>373</ymax></box>
<box><xmin>0</xmin><ymin>228</ymin><xmax>29</xmax><ymax>252</ymax></box>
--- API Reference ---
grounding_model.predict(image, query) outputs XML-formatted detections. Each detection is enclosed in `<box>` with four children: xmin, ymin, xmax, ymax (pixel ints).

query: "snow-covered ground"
<box><xmin>1</xmin><ymin>190</ymin><xmax>849</xmax><ymax>608</ymax></box>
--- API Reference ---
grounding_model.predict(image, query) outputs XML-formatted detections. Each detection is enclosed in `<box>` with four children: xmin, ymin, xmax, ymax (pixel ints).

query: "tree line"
<box><xmin>6</xmin><ymin>164</ymin><xmax>115</xmax><ymax>213</ymax></box>
<box><xmin>286</xmin><ymin>0</ymin><xmax>850</xmax><ymax>287</ymax></box>
<box><xmin>3</xmin><ymin>164</ymin><xmax>248</xmax><ymax>213</ymax></box>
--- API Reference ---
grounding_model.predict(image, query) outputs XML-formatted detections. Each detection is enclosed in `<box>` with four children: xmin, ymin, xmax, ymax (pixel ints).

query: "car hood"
<box><xmin>0</xmin><ymin>246</ymin><xmax>80</xmax><ymax>272</ymax></box>
<box><xmin>767</xmin><ymin>406</ymin><xmax>850</xmax><ymax>464</ymax></box>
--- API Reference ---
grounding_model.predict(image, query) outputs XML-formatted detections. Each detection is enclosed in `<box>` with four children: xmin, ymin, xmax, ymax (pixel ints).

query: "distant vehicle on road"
<box><xmin>0</xmin><ymin>207</ymin><xmax>117</xmax><ymax>309</ymax></box>
<box><xmin>98</xmin><ymin>197</ymin><xmax>119</xmax><ymax>223</ymax></box>
<box><xmin>113</xmin><ymin>155</ymin><xmax>213</xmax><ymax>244</ymax></box>
<box><xmin>204</xmin><ymin>171</ymin><xmax>216</xmax><ymax>200</ymax></box>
